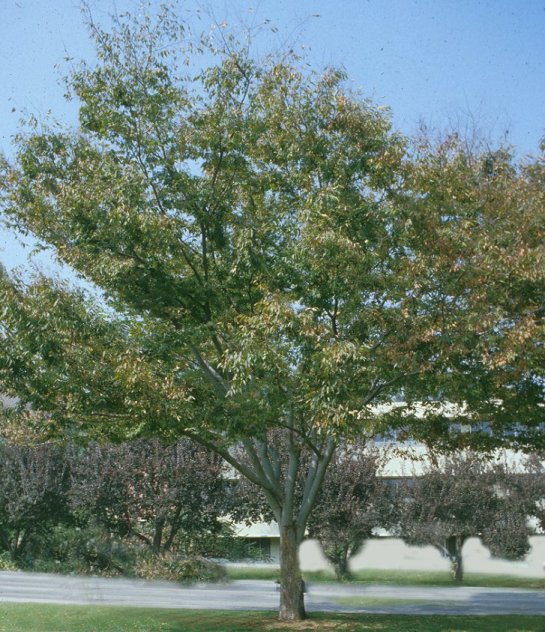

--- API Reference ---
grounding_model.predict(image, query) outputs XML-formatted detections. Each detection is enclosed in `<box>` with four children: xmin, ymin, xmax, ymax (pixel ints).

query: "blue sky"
<box><xmin>1</xmin><ymin>0</ymin><xmax>544</xmax><ymax>275</ymax></box>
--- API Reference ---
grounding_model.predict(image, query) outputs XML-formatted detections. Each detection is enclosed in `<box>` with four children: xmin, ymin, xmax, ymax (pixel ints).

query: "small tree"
<box><xmin>70</xmin><ymin>439</ymin><xmax>226</xmax><ymax>555</ymax></box>
<box><xmin>395</xmin><ymin>452</ymin><xmax>533</xmax><ymax>582</ymax></box>
<box><xmin>307</xmin><ymin>444</ymin><xmax>394</xmax><ymax>581</ymax></box>
<box><xmin>0</xmin><ymin>442</ymin><xmax>70</xmax><ymax>561</ymax></box>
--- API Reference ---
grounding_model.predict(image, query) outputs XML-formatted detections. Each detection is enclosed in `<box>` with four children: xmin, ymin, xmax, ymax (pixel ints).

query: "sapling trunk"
<box><xmin>446</xmin><ymin>536</ymin><xmax>464</xmax><ymax>583</ymax></box>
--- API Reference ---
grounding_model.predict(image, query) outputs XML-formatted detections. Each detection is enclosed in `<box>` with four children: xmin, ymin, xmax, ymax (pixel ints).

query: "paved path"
<box><xmin>0</xmin><ymin>571</ymin><xmax>544</xmax><ymax>615</ymax></box>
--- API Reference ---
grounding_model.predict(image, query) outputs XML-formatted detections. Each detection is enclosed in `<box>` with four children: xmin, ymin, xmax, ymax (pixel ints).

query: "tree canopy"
<box><xmin>0</xmin><ymin>7</ymin><xmax>543</xmax><ymax>620</ymax></box>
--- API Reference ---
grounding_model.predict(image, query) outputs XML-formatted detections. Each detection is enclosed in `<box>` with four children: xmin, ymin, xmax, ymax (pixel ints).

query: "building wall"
<box><xmin>299</xmin><ymin>536</ymin><xmax>545</xmax><ymax>577</ymax></box>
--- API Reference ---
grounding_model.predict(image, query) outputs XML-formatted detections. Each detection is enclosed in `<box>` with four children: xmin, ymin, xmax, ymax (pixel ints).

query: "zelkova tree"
<box><xmin>0</xmin><ymin>9</ymin><xmax>544</xmax><ymax>620</ymax></box>
<box><xmin>395</xmin><ymin>452</ymin><xmax>534</xmax><ymax>582</ymax></box>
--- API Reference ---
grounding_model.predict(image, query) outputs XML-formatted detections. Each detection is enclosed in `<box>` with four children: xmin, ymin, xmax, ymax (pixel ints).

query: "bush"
<box><xmin>178</xmin><ymin>524</ymin><xmax>270</xmax><ymax>562</ymax></box>
<box><xmin>7</xmin><ymin>522</ymin><xmax>227</xmax><ymax>584</ymax></box>
<box><xmin>0</xmin><ymin>551</ymin><xmax>18</xmax><ymax>571</ymax></box>
<box><xmin>134</xmin><ymin>552</ymin><xmax>226</xmax><ymax>584</ymax></box>
<box><xmin>70</xmin><ymin>527</ymin><xmax>135</xmax><ymax>575</ymax></box>
<box><xmin>25</xmin><ymin>524</ymin><xmax>136</xmax><ymax>576</ymax></box>
<box><xmin>0</xmin><ymin>442</ymin><xmax>71</xmax><ymax>562</ymax></box>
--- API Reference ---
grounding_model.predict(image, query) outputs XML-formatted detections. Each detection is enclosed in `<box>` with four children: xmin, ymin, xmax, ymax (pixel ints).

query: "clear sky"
<box><xmin>1</xmin><ymin>0</ymin><xmax>544</xmax><ymax>274</ymax></box>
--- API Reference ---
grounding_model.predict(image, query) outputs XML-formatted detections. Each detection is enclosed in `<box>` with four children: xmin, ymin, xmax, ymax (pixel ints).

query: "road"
<box><xmin>0</xmin><ymin>571</ymin><xmax>544</xmax><ymax>615</ymax></box>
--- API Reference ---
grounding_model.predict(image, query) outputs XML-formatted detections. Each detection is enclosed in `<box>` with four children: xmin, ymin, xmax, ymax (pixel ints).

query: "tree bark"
<box><xmin>152</xmin><ymin>517</ymin><xmax>165</xmax><ymax>554</ymax></box>
<box><xmin>446</xmin><ymin>536</ymin><xmax>464</xmax><ymax>583</ymax></box>
<box><xmin>278</xmin><ymin>522</ymin><xmax>306</xmax><ymax>621</ymax></box>
<box><xmin>323</xmin><ymin>542</ymin><xmax>352</xmax><ymax>581</ymax></box>
<box><xmin>450</xmin><ymin>551</ymin><xmax>463</xmax><ymax>582</ymax></box>
<box><xmin>333</xmin><ymin>551</ymin><xmax>352</xmax><ymax>582</ymax></box>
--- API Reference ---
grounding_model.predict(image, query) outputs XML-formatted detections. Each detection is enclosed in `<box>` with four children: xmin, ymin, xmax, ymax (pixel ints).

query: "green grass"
<box><xmin>225</xmin><ymin>566</ymin><xmax>281</xmax><ymax>581</ymax></box>
<box><xmin>332</xmin><ymin>596</ymin><xmax>432</xmax><ymax>608</ymax></box>
<box><xmin>226</xmin><ymin>566</ymin><xmax>545</xmax><ymax>589</ymax></box>
<box><xmin>1</xmin><ymin>605</ymin><xmax>545</xmax><ymax>632</ymax></box>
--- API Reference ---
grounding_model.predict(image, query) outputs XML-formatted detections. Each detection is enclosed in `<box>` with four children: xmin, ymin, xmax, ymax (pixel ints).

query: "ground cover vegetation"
<box><xmin>0</xmin><ymin>604</ymin><xmax>544</xmax><ymax>632</ymax></box>
<box><xmin>0</xmin><ymin>4</ymin><xmax>543</xmax><ymax>621</ymax></box>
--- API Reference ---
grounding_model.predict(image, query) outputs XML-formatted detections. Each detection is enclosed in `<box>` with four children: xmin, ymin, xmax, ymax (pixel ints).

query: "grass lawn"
<box><xmin>225</xmin><ymin>566</ymin><xmax>545</xmax><ymax>590</ymax></box>
<box><xmin>0</xmin><ymin>605</ymin><xmax>544</xmax><ymax>632</ymax></box>
<box><xmin>331</xmin><ymin>596</ymin><xmax>433</xmax><ymax>608</ymax></box>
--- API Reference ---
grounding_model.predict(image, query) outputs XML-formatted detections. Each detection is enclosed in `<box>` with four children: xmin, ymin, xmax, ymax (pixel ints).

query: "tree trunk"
<box><xmin>450</xmin><ymin>551</ymin><xmax>463</xmax><ymax>582</ymax></box>
<box><xmin>163</xmin><ymin>506</ymin><xmax>183</xmax><ymax>552</ymax></box>
<box><xmin>10</xmin><ymin>528</ymin><xmax>23</xmax><ymax>561</ymax></box>
<box><xmin>446</xmin><ymin>536</ymin><xmax>464</xmax><ymax>583</ymax></box>
<box><xmin>278</xmin><ymin>523</ymin><xmax>305</xmax><ymax>621</ymax></box>
<box><xmin>323</xmin><ymin>542</ymin><xmax>352</xmax><ymax>581</ymax></box>
<box><xmin>152</xmin><ymin>518</ymin><xmax>164</xmax><ymax>554</ymax></box>
<box><xmin>333</xmin><ymin>553</ymin><xmax>352</xmax><ymax>582</ymax></box>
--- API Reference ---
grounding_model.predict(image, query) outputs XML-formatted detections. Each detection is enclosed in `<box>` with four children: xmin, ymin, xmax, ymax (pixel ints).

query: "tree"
<box><xmin>307</xmin><ymin>443</ymin><xmax>395</xmax><ymax>581</ymax></box>
<box><xmin>0</xmin><ymin>7</ymin><xmax>543</xmax><ymax>620</ymax></box>
<box><xmin>395</xmin><ymin>452</ymin><xmax>534</xmax><ymax>582</ymax></box>
<box><xmin>0</xmin><ymin>442</ymin><xmax>70</xmax><ymax>561</ymax></box>
<box><xmin>229</xmin><ymin>438</ymin><xmax>395</xmax><ymax>581</ymax></box>
<box><xmin>70</xmin><ymin>439</ymin><xmax>226</xmax><ymax>554</ymax></box>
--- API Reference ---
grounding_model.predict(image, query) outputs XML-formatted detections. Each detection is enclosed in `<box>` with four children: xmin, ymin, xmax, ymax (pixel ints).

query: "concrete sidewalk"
<box><xmin>0</xmin><ymin>571</ymin><xmax>544</xmax><ymax>615</ymax></box>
